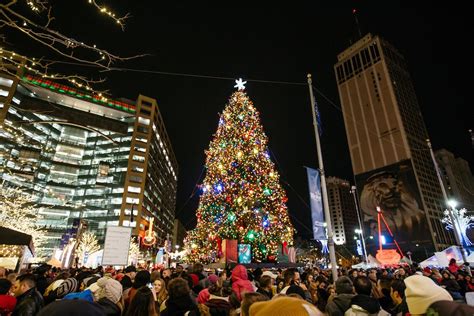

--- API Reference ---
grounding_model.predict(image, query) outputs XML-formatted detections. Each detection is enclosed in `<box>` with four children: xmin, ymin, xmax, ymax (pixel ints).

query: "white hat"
<box><xmin>405</xmin><ymin>275</ymin><xmax>453</xmax><ymax>315</ymax></box>
<box><xmin>261</xmin><ymin>270</ymin><xmax>277</xmax><ymax>279</ymax></box>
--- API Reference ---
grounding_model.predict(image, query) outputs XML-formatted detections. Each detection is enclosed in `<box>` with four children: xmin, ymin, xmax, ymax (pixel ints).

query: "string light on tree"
<box><xmin>76</xmin><ymin>231</ymin><xmax>100</xmax><ymax>266</ymax></box>
<box><xmin>128</xmin><ymin>237</ymin><xmax>140</xmax><ymax>265</ymax></box>
<box><xmin>184</xmin><ymin>80</ymin><xmax>294</xmax><ymax>263</ymax></box>
<box><xmin>442</xmin><ymin>206</ymin><xmax>474</xmax><ymax>246</ymax></box>
<box><xmin>0</xmin><ymin>184</ymin><xmax>46</xmax><ymax>252</ymax></box>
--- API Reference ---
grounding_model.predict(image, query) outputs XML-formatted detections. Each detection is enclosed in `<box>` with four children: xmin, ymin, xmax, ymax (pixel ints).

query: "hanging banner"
<box><xmin>306</xmin><ymin>167</ymin><xmax>326</xmax><ymax>240</ymax></box>
<box><xmin>238</xmin><ymin>244</ymin><xmax>251</xmax><ymax>264</ymax></box>
<box><xmin>356</xmin><ymin>239</ymin><xmax>363</xmax><ymax>256</ymax></box>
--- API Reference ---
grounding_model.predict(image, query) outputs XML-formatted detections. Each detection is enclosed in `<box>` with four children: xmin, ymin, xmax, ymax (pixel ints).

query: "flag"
<box><xmin>306</xmin><ymin>167</ymin><xmax>326</xmax><ymax>240</ymax></box>
<box><xmin>312</xmin><ymin>92</ymin><xmax>323</xmax><ymax>135</ymax></box>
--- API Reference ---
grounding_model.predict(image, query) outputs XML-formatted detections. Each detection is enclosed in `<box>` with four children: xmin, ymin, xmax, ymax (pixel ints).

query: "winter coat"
<box><xmin>97</xmin><ymin>297</ymin><xmax>121</xmax><ymax>316</ymax></box>
<box><xmin>389</xmin><ymin>299</ymin><xmax>408</xmax><ymax>316</ymax></box>
<box><xmin>326</xmin><ymin>293</ymin><xmax>354</xmax><ymax>316</ymax></box>
<box><xmin>344</xmin><ymin>294</ymin><xmax>389</xmax><ymax>316</ymax></box>
<box><xmin>231</xmin><ymin>265</ymin><xmax>254</xmax><ymax>301</ymax></box>
<box><xmin>256</xmin><ymin>288</ymin><xmax>273</xmax><ymax>300</ymax></box>
<box><xmin>0</xmin><ymin>294</ymin><xmax>16</xmax><ymax>316</ymax></box>
<box><xmin>161</xmin><ymin>294</ymin><xmax>200</xmax><ymax>316</ymax></box>
<box><xmin>12</xmin><ymin>288</ymin><xmax>44</xmax><ymax>316</ymax></box>
<box><xmin>441</xmin><ymin>277</ymin><xmax>460</xmax><ymax>291</ymax></box>
<box><xmin>197</xmin><ymin>288</ymin><xmax>211</xmax><ymax>304</ymax></box>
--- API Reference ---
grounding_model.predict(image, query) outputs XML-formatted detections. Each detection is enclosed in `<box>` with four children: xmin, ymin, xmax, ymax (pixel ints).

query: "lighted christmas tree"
<box><xmin>185</xmin><ymin>80</ymin><xmax>294</xmax><ymax>262</ymax></box>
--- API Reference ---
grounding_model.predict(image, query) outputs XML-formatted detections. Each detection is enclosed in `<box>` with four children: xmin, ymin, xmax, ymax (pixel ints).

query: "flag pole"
<box><xmin>307</xmin><ymin>74</ymin><xmax>338</xmax><ymax>282</ymax></box>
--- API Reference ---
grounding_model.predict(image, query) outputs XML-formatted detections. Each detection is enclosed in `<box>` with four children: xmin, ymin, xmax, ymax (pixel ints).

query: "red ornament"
<box><xmin>282</xmin><ymin>196</ymin><xmax>288</xmax><ymax>203</ymax></box>
<box><xmin>226</xmin><ymin>196</ymin><xmax>232</xmax><ymax>203</ymax></box>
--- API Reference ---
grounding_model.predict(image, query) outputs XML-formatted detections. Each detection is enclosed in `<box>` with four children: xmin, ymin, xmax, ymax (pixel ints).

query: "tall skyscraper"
<box><xmin>435</xmin><ymin>149</ymin><xmax>474</xmax><ymax>210</ymax></box>
<box><xmin>0</xmin><ymin>51</ymin><xmax>178</xmax><ymax>255</ymax></box>
<box><xmin>326</xmin><ymin>177</ymin><xmax>359</xmax><ymax>252</ymax></box>
<box><xmin>334</xmin><ymin>34</ymin><xmax>454</xmax><ymax>255</ymax></box>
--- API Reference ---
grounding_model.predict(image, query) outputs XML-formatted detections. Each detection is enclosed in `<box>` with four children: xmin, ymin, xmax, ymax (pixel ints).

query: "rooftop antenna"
<box><xmin>352</xmin><ymin>8</ymin><xmax>362</xmax><ymax>39</ymax></box>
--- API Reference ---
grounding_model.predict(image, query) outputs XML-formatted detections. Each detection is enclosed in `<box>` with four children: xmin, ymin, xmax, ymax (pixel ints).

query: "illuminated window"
<box><xmin>0</xmin><ymin>77</ymin><xmax>13</xmax><ymax>87</ymax></box>
<box><xmin>138</xmin><ymin>117</ymin><xmax>151</xmax><ymax>126</ymax></box>
<box><xmin>128</xmin><ymin>186</ymin><xmax>141</xmax><ymax>193</ymax></box>
<box><xmin>132</xmin><ymin>155</ymin><xmax>145</xmax><ymax>162</ymax></box>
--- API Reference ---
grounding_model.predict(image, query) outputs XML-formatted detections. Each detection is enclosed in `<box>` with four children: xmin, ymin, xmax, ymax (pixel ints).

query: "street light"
<box><xmin>351</xmin><ymin>186</ymin><xmax>368</xmax><ymax>263</ymax></box>
<box><xmin>443</xmin><ymin>199</ymin><xmax>471</xmax><ymax>275</ymax></box>
<box><xmin>448</xmin><ymin>199</ymin><xmax>458</xmax><ymax>209</ymax></box>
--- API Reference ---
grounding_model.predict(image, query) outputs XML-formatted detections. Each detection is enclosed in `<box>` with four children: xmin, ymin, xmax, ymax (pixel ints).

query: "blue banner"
<box><xmin>306</xmin><ymin>167</ymin><xmax>326</xmax><ymax>240</ymax></box>
<box><xmin>238</xmin><ymin>244</ymin><xmax>251</xmax><ymax>264</ymax></box>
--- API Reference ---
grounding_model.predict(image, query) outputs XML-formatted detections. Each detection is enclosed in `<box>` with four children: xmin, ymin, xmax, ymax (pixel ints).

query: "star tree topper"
<box><xmin>234</xmin><ymin>78</ymin><xmax>247</xmax><ymax>91</ymax></box>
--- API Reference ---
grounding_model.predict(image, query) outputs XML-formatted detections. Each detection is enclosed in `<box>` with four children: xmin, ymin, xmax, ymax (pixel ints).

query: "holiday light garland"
<box><xmin>185</xmin><ymin>91</ymin><xmax>294</xmax><ymax>263</ymax></box>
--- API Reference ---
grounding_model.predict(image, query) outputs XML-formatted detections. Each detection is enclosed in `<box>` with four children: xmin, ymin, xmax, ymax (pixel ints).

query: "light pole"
<box><xmin>307</xmin><ymin>74</ymin><xmax>338</xmax><ymax>282</ymax></box>
<box><xmin>427</xmin><ymin>140</ymin><xmax>471</xmax><ymax>276</ymax></box>
<box><xmin>351</xmin><ymin>186</ymin><xmax>368</xmax><ymax>263</ymax></box>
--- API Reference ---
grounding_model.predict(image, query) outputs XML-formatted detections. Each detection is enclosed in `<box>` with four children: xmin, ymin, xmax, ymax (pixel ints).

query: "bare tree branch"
<box><xmin>0</xmin><ymin>1</ymin><xmax>146</xmax><ymax>96</ymax></box>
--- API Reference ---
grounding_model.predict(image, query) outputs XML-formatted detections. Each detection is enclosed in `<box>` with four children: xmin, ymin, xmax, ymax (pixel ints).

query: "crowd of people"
<box><xmin>0</xmin><ymin>257</ymin><xmax>473</xmax><ymax>316</ymax></box>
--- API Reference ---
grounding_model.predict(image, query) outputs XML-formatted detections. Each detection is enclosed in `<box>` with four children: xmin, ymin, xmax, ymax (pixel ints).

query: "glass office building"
<box><xmin>0</xmin><ymin>52</ymin><xmax>178</xmax><ymax>256</ymax></box>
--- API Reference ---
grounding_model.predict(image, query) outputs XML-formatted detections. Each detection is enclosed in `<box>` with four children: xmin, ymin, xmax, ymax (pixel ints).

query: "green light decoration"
<box><xmin>228</xmin><ymin>212</ymin><xmax>236</xmax><ymax>222</ymax></box>
<box><xmin>263</xmin><ymin>188</ymin><xmax>272</xmax><ymax>196</ymax></box>
<box><xmin>247</xmin><ymin>231</ymin><xmax>256</xmax><ymax>240</ymax></box>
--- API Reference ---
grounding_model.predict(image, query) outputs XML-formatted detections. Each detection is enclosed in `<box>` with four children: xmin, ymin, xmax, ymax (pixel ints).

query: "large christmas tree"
<box><xmin>185</xmin><ymin>81</ymin><xmax>294</xmax><ymax>262</ymax></box>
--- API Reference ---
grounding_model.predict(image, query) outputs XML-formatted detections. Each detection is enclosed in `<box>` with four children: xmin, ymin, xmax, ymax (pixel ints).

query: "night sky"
<box><xmin>7</xmin><ymin>2</ymin><xmax>472</xmax><ymax>239</ymax></box>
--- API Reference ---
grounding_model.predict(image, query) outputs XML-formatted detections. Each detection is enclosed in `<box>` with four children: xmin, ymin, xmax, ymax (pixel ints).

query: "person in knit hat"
<box><xmin>95</xmin><ymin>277</ymin><xmax>123</xmax><ymax>316</ymax></box>
<box><xmin>249</xmin><ymin>296</ymin><xmax>323</xmax><ymax>316</ymax></box>
<box><xmin>196</xmin><ymin>274</ymin><xmax>220</xmax><ymax>304</ymax></box>
<box><xmin>404</xmin><ymin>275</ymin><xmax>452</xmax><ymax>315</ymax></box>
<box><xmin>56</xmin><ymin>278</ymin><xmax>78</xmax><ymax>298</ymax></box>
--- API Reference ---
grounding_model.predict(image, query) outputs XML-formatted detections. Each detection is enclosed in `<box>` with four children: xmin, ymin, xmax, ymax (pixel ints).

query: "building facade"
<box><xmin>334</xmin><ymin>34</ymin><xmax>454</xmax><ymax>255</ymax></box>
<box><xmin>435</xmin><ymin>149</ymin><xmax>474</xmax><ymax>210</ymax></box>
<box><xmin>326</xmin><ymin>177</ymin><xmax>359</xmax><ymax>253</ymax></box>
<box><xmin>0</xmin><ymin>52</ymin><xmax>178</xmax><ymax>256</ymax></box>
<box><xmin>172</xmin><ymin>219</ymin><xmax>187</xmax><ymax>249</ymax></box>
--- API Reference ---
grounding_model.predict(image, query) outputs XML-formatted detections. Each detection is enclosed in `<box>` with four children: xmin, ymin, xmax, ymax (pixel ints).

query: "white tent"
<box><xmin>351</xmin><ymin>255</ymin><xmax>381</xmax><ymax>269</ymax></box>
<box><xmin>419</xmin><ymin>246</ymin><xmax>474</xmax><ymax>268</ymax></box>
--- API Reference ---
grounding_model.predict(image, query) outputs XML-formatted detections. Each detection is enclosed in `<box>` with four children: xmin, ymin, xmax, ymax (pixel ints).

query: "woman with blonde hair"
<box><xmin>152</xmin><ymin>278</ymin><xmax>168</xmax><ymax>313</ymax></box>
